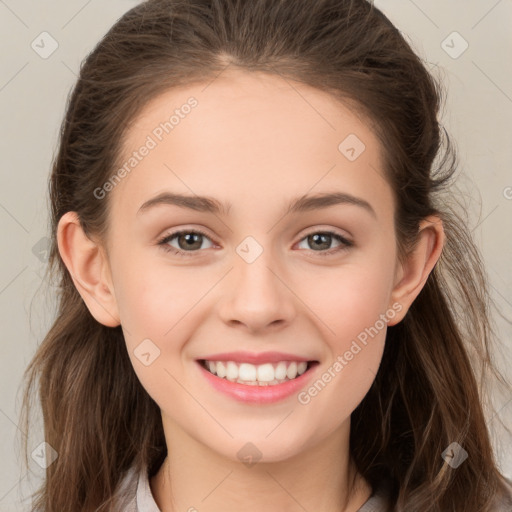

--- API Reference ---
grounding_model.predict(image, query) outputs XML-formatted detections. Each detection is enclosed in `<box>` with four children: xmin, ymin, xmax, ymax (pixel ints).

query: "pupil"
<box><xmin>177</xmin><ymin>233</ymin><xmax>332</xmax><ymax>251</ymax></box>
<box><xmin>181</xmin><ymin>233</ymin><xmax>201</xmax><ymax>250</ymax></box>
<box><xmin>310</xmin><ymin>233</ymin><xmax>330</xmax><ymax>250</ymax></box>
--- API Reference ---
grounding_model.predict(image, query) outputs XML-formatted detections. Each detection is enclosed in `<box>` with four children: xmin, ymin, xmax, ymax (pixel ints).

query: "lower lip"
<box><xmin>196</xmin><ymin>361</ymin><xmax>318</xmax><ymax>404</ymax></box>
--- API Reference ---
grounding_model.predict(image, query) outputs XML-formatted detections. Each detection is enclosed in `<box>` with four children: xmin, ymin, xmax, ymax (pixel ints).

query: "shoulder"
<box><xmin>115</xmin><ymin>470</ymin><xmax>512</xmax><ymax>512</ymax></box>
<box><xmin>491</xmin><ymin>476</ymin><xmax>512</xmax><ymax>511</ymax></box>
<box><xmin>113</xmin><ymin>465</ymin><xmax>140</xmax><ymax>511</ymax></box>
<box><xmin>357</xmin><ymin>476</ymin><xmax>512</xmax><ymax>511</ymax></box>
<box><xmin>136</xmin><ymin>464</ymin><xmax>162</xmax><ymax>511</ymax></box>
<box><xmin>115</xmin><ymin>466</ymin><xmax>160</xmax><ymax>512</ymax></box>
<box><xmin>357</xmin><ymin>477</ymin><xmax>393</xmax><ymax>512</ymax></box>
<box><xmin>116</xmin><ymin>464</ymin><xmax>161</xmax><ymax>512</ymax></box>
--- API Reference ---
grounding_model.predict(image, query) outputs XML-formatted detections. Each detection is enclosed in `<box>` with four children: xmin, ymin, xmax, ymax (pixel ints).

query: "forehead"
<box><xmin>110</xmin><ymin>69</ymin><xmax>392</xmax><ymax>223</ymax></box>
<box><xmin>122</xmin><ymin>69</ymin><xmax>378</xmax><ymax>151</ymax></box>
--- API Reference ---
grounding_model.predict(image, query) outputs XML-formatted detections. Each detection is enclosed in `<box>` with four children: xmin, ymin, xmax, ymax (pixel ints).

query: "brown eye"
<box><xmin>297</xmin><ymin>231</ymin><xmax>353</xmax><ymax>256</ymax></box>
<box><xmin>158</xmin><ymin>229</ymin><xmax>215</xmax><ymax>256</ymax></box>
<box><xmin>174</xmin><ymin>232</ymin><xmax>204</xmax><ymax>251</ymax></box>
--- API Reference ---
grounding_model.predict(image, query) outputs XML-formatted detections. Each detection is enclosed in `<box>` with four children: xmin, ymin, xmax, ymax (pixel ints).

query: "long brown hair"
<box><xmin>18</xmin><ymin>0</ymin><xmax>512</xmax><ymax>510</ymax></box>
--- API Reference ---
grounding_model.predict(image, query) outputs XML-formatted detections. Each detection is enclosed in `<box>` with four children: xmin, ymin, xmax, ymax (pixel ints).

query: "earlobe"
<box><xmin>387</xmin><ymin>215</ymin><xmax>445</xmax><ymax>326</ymax></box>
<box><xmin>57</xmin><ymin>211</ymin><xmax>120</xmax><ymax>327</ymax></box>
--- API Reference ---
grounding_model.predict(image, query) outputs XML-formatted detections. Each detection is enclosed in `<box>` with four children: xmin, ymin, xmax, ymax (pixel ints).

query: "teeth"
<box><xmin>287</xmin><ymin>362</ymin><xmax>298</xmax><ymax>380</ymax></box>
<box><xmin>257</xmin><ymin>363</ymin><xmax>275</xmax><ymax>382</ymax></box>
<box><xmin>239</xmin><ymin>363</ymin><xmax>257</xmax><ymax>381</ymax></box>
<box><xmin>202</xmin><ymin>360</ymin><xmax>309</xmax><ymax>385</ymax></box>
<box><xmin>216</xmin><ymin>361</ymin><xmax>227</xmax><ymax>378</ymax></box>
<box><xmin>275</xmin><ymin>361</ymin><xmax>288</xmax><ymax>380</ymax></box>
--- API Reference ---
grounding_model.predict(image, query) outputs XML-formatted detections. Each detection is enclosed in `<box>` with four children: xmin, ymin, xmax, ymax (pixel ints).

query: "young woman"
<box><xmin>19</xmin><ymin>0</ymin><xmax>512</xmax><ymax>510</ymax></box>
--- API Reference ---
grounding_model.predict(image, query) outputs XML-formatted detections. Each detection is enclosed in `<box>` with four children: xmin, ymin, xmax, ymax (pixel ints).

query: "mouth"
<box><xmin>197</xmin><ymin>359</ymin><xmax>319</xmax><ymax>387</ymax></box>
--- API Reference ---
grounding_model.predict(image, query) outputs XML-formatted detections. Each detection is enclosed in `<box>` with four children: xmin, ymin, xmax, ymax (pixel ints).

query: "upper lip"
<box><xmin>198</xmin><ymin>351</ymin><xmax>317</xmax><ymax>365</ymax></box>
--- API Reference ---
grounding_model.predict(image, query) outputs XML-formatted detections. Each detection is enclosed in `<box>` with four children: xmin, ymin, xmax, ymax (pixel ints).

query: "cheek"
<box><xmin>112</xmin><ymin>259</ymin><xmax>215</xmax><ymax>382</ymax></box>
<box><xmin>113</xmin><ymin>262</ymin><xmax>199</xmax><ymax>394</ymax></box>
<box><xmin>295</xmin><ymin>264</ymin><xmax>392</xmax><ymax>422</ymax></box>
<box><xmin>304</xmin><ymin>259</ymin><xmax>395</xmax><ymax>344</ymax></box>
<box><xmin>295</xmin><ymin>253</ymin><xmax>395</xmax><ymax>406</ymax></box>
<box><xmin>112</xmin><ymin>247</ymin><xmax>193</xmax><ymax>327</ymax></box>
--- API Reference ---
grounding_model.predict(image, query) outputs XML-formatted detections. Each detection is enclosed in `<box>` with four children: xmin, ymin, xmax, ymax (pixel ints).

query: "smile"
<box><xmin>196</xmin><ymin>358</ymin><xmax>319</xmax><ymax>404</ymax></box>
<box><xmin>200</xmin><ymin>359</ymin><xmax>311</xmax><ymax>386</ymax></box>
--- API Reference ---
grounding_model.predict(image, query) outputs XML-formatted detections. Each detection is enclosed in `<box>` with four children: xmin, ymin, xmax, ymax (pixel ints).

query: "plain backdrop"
<box><xmin>0</xmin><ymin>0</ymin><xmax>511</xmax><ymax>510</ymax></box>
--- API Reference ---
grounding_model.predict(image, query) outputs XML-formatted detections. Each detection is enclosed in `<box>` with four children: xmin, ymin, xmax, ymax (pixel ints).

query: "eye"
<box><xmin>157</xmin><ymin>229</ymin><xmax>215</xmax><ymax>257</ymax></box>
<box><xmin>157</xmin><ymin>228</ymin><xmax>353</xmax><ymax>258</ymax></box>
<box><xmin>296</xmin><ymin>230</ymin><xmax>353</xmax><ymax>256</ymax></box>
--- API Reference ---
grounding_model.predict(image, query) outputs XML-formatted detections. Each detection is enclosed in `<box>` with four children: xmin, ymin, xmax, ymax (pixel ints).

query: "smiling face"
<box><xmin>92</xmin><ymin>69</ymin><xmax>406</xmax><ymax>462</ymax></box>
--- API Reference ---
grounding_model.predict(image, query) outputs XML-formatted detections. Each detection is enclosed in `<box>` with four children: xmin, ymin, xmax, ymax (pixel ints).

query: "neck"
<box><xmin>149</xmin><ymin>416</ymin><xmax>372</xmax><ymax>512</ymax></box>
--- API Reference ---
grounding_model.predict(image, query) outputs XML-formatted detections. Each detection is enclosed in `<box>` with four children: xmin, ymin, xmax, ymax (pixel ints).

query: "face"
<box><xmin>103</xmin><ymin>69</ymin><xmax>402</xmax><ymax>463</ymax></box>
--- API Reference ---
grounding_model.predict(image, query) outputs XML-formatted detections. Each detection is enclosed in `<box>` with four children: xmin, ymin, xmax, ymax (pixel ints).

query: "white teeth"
<box><xmin>275</xmin><ymin>361</ymin><xmax>288</xmax><ymax>380</ymax></box>
<box><xmin>226</xmin><ymin>361</ymin><xmax>238</xmax><ymax>381</ymax></box>
<box><xmin>238</xmin><ymin>363</ymin><xmax>257</xmax><ymax>381</ymax></box>
<box><xmin>286</xmin><ymin>362</ymin><xmax>297</xmax><ymax>379</ymax></box>
<box><xmin>216</xmin><ymin>361</ymin><xmax>226</xmax><ymax>378</ymax></box>
<box><xmin>202</xmin><ymin>359</ymin><xmax>311</xmax><ymax>385</ymax></box>
<box><xmin>257</xmin><ymin>363</ymin><xmax>275</xmax><ymax>382</ymax></box>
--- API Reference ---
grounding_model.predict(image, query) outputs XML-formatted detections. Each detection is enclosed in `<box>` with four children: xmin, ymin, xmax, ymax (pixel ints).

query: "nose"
<box><xmin>217</xmin><ymin>243</ymin><xmax>297</xmax><ymax>333</ymax></box>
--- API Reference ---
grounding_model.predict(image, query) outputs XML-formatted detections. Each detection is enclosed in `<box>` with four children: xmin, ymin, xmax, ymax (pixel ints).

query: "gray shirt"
<box><xmin>117</xmin><ymin>465</ymin><xmax>392</xmax><ymax>511</ymax></box>
<box><xmin>118</xmin><ymin>465</ymin><xmax>512</xmax><ymax>511</ymax></box>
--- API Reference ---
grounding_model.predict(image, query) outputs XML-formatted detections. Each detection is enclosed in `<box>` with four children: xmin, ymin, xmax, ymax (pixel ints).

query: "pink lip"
<box><xmin>197</xmin><ymin>351</ymin><xmax>316</xmax><ymax>365</ymax></box>
<box><xmin>196</xmin><ymin>360</ymin><xmax>319</xmax><ymax>404</ymax></box>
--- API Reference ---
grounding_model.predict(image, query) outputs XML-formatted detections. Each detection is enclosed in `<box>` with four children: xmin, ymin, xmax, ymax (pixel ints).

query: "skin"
<box><xmin>57</xmin><ymin>69</ymin><xmax>444</xmax><ymax>512</ymax></box>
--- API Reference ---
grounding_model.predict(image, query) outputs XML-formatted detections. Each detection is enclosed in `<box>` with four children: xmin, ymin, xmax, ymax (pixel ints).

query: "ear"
<box><xmin>387</xmin><ymin>215</ymin><xmax>445</xmax><ymax>326</ymax></box>
<box><xmin>56</xmin><ymin>211</ymin><xmax>120</xmax><ymax>327</ymax></box>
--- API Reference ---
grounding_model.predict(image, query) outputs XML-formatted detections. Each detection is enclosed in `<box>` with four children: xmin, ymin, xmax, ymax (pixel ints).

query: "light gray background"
<box><xmin>0</xmin><ymin>0</ymin><xmax>511</xmax><ymax>510</ymax></box>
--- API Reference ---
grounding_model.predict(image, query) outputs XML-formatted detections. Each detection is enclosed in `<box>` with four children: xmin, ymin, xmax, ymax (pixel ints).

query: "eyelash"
<box><xmin>157</xmin><ymin>228</ymin><xmax>353</xmax><ymax>258</ymax></box>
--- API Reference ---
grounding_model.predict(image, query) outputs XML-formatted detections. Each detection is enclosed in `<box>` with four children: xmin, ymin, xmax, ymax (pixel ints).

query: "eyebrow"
<box><xmin>137</xmin><ymin>191</ymin><xmax>376</xmax><ymax>219</ymax></box>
